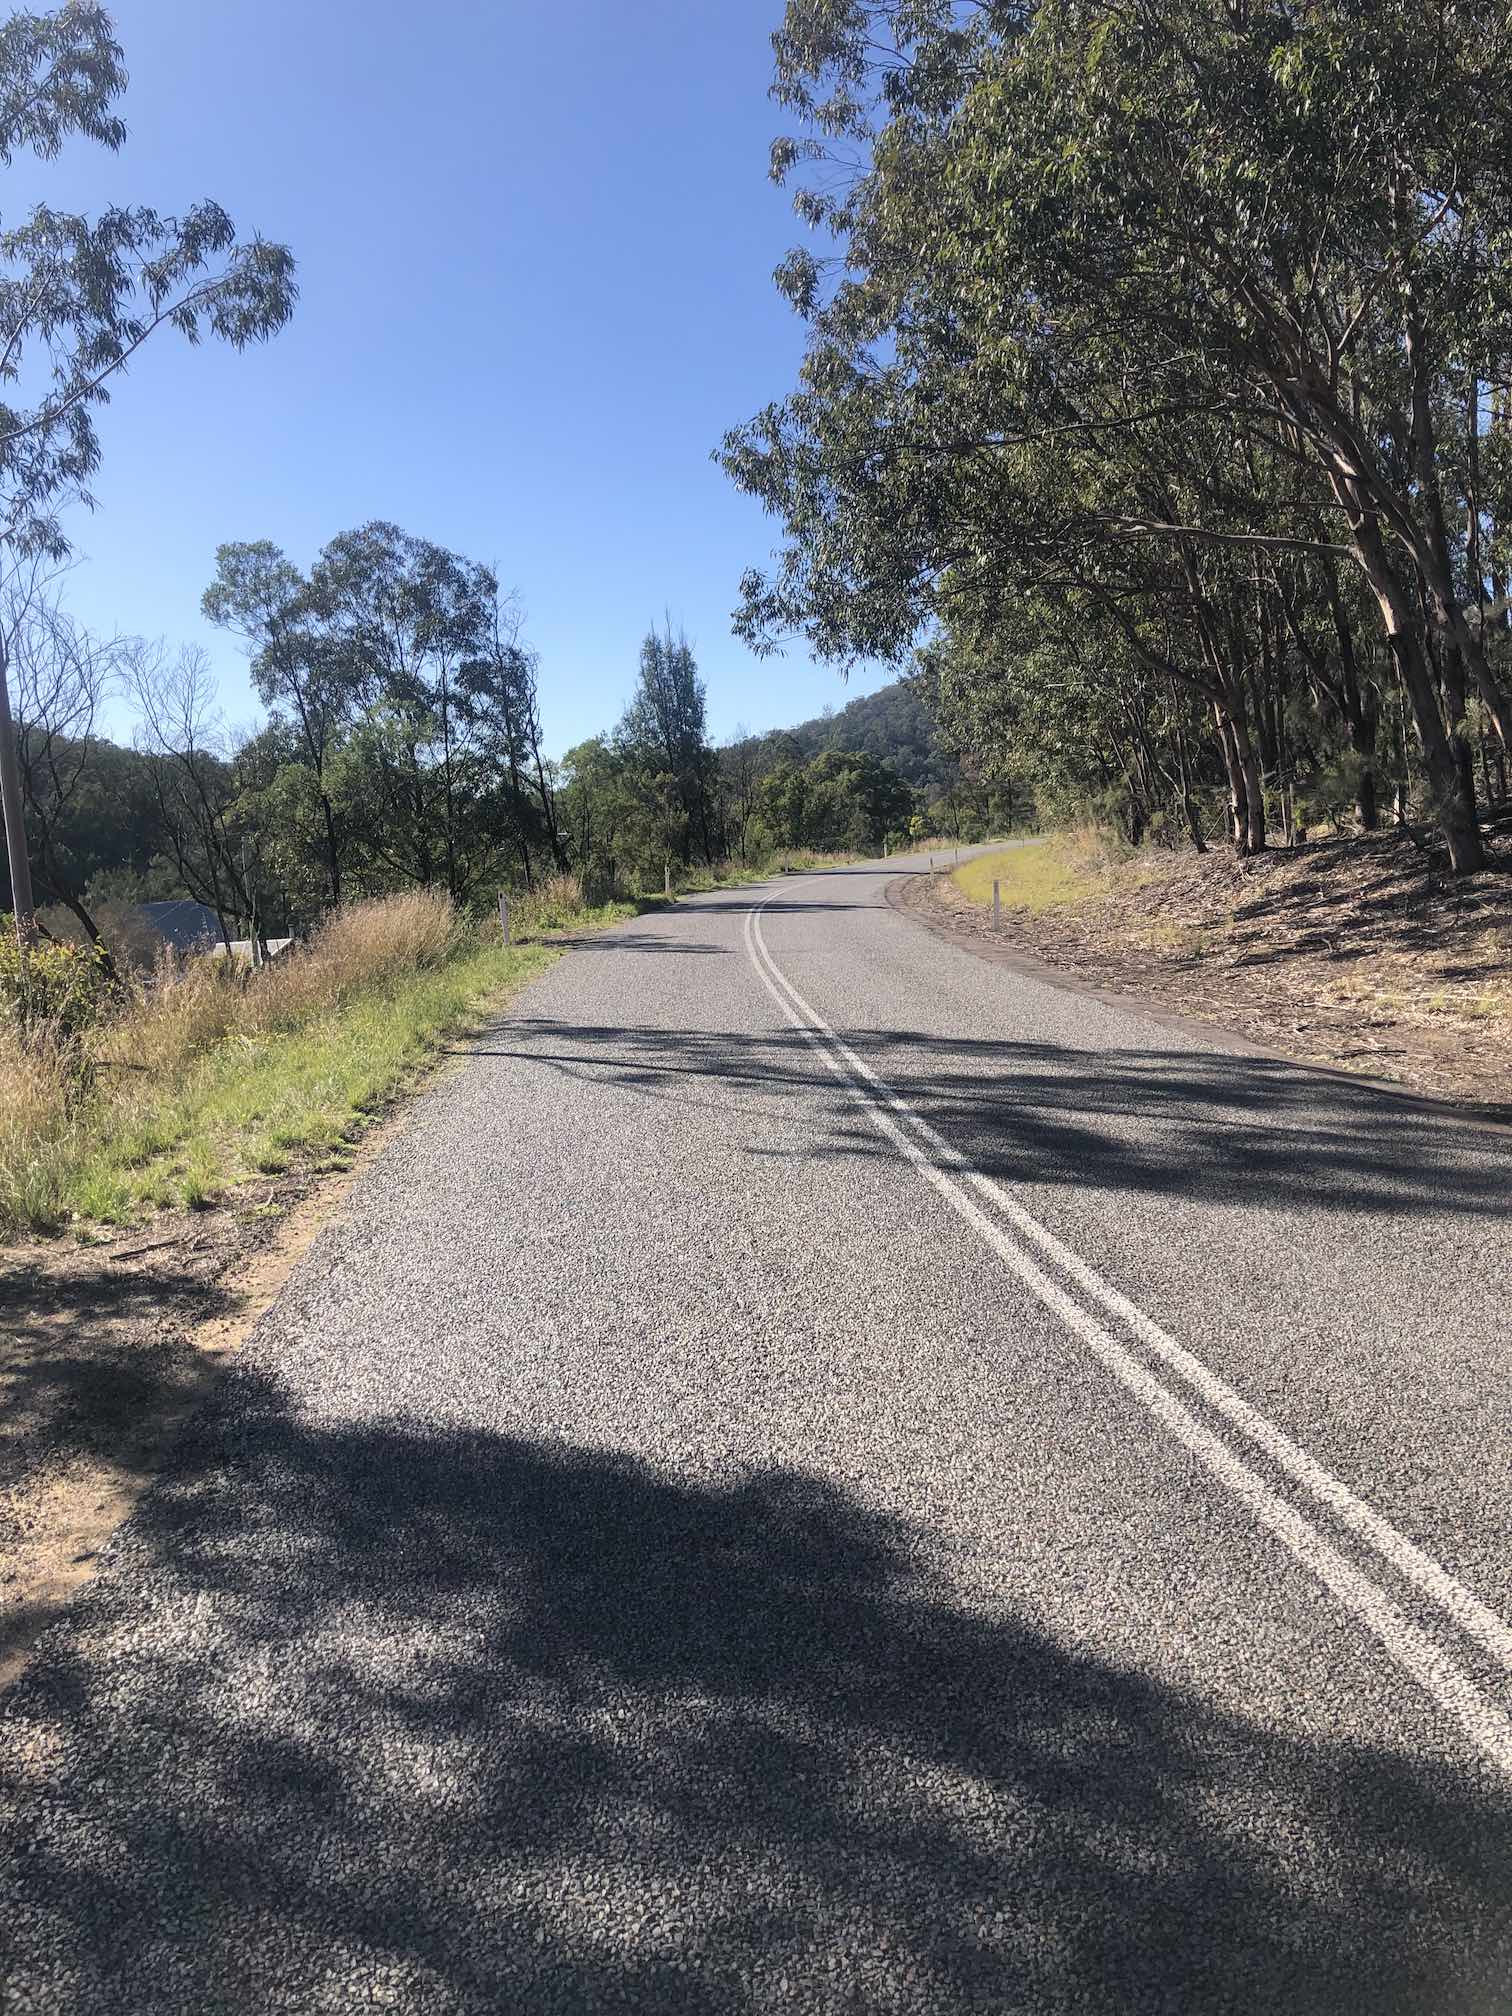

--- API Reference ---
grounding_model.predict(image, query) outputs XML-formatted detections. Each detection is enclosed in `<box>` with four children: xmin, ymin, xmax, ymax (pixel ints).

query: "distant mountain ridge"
<box><xmin>758</xmin><ymin>679</ymin><xmax>954</xmax><ymax>796</ymax></box>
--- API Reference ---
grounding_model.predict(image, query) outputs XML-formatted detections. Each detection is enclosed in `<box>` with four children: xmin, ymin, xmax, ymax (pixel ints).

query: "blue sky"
<box><xmin>8</xmin><ymin>0</ymin><xmax>887</xmax><ymax>753</ymax></box>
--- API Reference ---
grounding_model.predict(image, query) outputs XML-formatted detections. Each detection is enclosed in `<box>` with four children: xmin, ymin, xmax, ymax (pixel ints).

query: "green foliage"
<box><xmin>554</xmin><ymin>628</ymin><xmax>722</xmax><ymax>889</ymax></box>
<box><xmin>753</xmin><ymin>747</ymin><xmax>915</xmax><ymax>852</ymax></box>
<box><xmin>721</xmin><ymin>1</ymin><xmax>1512</xmax><ymax>869</ymax></box>
<box><xmin>197</xmin><ymin>522</ymin><xmax>565</xmax><ymax>919</ymax></box>
<box><xmin>615</xmin><ymin>624</ymin><xmax>718</xmax><ymax>867</ymax></box>
<box><xmin>777</xmin><ymin>680</ymin><xmax>952</xmax><ymax>795</ymax></box>
<box><xmin>0</xmin><ymin>921</ymin><xmax>110</xmax><ymax>1039</ymax></box>
<box><xmin>0</xmin><ymin>4</ymin><xmax>296</xmax><ymax>567</ymax></box>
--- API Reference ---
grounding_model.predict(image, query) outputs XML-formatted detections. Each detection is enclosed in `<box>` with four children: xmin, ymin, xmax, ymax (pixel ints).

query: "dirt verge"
<box><xmin>899</xmin><ymin>827</ymin><xmax>1512</xmax><ymax>1122</ymax></box>
<box><xmin>0</xmin><ymin>1087</ymin><xmax>425</xmax><ymax>1693</ymax></box>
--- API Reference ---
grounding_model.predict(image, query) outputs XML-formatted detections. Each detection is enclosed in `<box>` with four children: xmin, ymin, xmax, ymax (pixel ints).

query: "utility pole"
<box><xmin>0</xmin><ymin>631</ymin><xmax>36</xmax><ymax>948</ymax></box>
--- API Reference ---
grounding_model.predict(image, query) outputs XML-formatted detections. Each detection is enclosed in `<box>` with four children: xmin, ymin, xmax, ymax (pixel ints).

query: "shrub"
<box><xmin>512</xmin><ymin>873</ymin><xmax>586</xmax><ymax>936</ymax></box>
<box><xmin>0</xmin><ymin>923</ymin><xmax>112</xmax><ymax>1041</ymax></box>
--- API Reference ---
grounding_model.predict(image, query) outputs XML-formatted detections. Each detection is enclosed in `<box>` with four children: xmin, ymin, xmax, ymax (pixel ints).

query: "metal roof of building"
<box><xmin>136</xmin><ymin>900</ymin><xmax>222</xmax><ymax>952</ymax></box>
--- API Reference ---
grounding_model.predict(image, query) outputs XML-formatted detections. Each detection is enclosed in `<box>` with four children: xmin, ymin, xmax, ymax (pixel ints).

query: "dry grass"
<box><xmin>1316</xmin><ymin>943</ymin><xmax>1512</xmax><ymax>1030</ymax></box>
<box><xmin>100</xmin><ymin>889</ymin><xmax>461</xmax><ymax>1083</ymax></box>
<box><xmin>512</xmin><ymin>872</ymin><xmax>593</xmax><ymax>935</ymax></box>
<box><xmin>0</xmin><ymin>890</ymin><xmax>578</xmax><ymax>1239</ymax></box>
<box><xmin>952</xmin><ymin>837</ymin><xmax>1103</xmax><ymax>913</ymax></box>
<box><xmin>0</xmin><ymin>1027</ymin><xmax>78</xmax><ymax>1234</ymax></box>
<box><xmin>2</xmin><ymin>859</ymin><xmax>870</xmax><ymax>1240</ymax></box>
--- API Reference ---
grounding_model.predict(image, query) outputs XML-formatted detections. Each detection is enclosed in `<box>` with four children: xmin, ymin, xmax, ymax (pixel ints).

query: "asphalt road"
<box><xmin>3</xmin><ymin>852</ymin><xmax>1511</xmax><ymax>2013</ymax></box>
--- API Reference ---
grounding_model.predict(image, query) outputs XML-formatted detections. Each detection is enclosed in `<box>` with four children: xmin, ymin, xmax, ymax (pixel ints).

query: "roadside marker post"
<box><xmin>664</xmin><ymin>860</ymin><xmax>671</xmax><ymax>898</ymax></box>
<box><xmin>993</xmin><ymin>880</ymin><xmax>1001</xmax><ymax>931</ymax></box>
<box><xmin>499</xmin><ymin>892</ymin><xmax>510</xmax><ymax>947</ymax></box>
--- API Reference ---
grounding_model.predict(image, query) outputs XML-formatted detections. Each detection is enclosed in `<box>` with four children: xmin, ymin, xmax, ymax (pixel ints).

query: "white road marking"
<box><xmin>744</xmin><ymin>891</ymin><xmax>1512</xmax><ymax>1776</ymax></box>
<box><xmin>758</xmin><ymin>896</ymin><xmax>1512</xmax><ymax>1675</ymax></box>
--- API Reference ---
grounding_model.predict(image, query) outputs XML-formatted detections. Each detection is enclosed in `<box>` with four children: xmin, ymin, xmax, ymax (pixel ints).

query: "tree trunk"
<box><xmin>1356</xmin><ymin>763</ymin><xmax>1378</xmax><ymax>833</ymax></box>
<box><xmin>0</xmin><ymin>633</ymin><xmax>37</xmax><ymax>947</ymax></box>
<box><xmin>321</xmin><ymin>793</ymin><xmax>342</xmax><ymax>909</ymax></box>
<box><xmin>1174</xmin><ymin>719</ymin><xmax>1206</xmax><ymax>853</ymax></box>
<box><xmin>1399</xmin><ymin>314</ymin><xmax>1512</xmax><ymax>772</ymax></box>
<box><xmin>1213</xmin><ymin>705</ymin><xmax>1248</xmax><ymax>852</ymax></box>
<box><xmin>531</xmin><ymin>746</ymin><xmax>568</xmax><ymax>873</ymax></box>
<box><xmin>1392</xmin><ymin>625</ymin><xmax>1484</xmax><ymax>869</ymax></box>
<box><xmin>1327</xmin><ymin>580</ymin><xmax>1380</xmax><ymax>830</ymax></box>
<box><xmin>35</xmin><ymin>858</ymin><xmax>118</xmax><ymax>983</ymax></box>
<box><xmin>1431</xmin><ymin>630</ymin><xmax>1479</xmax><ymax>822</ymax></box>
<box><xmin>1236</xmin><ymin>727</ymin><xmax>1266</xmax><ymax>855</ymax></box>
<box><xmin>1350</xmin><ymin>516</ymin><xmax>1485</xmax><ymax>872</ymax></box>
<box><xmin>1190</xmin><ymin>569</ymin><xmax>1264</xmax><ymax>855</ymax></box>
<box><xmin>1218</xmin><ymin>684</ymin><xmax>1267</xmax><ymax>855</ymax></box>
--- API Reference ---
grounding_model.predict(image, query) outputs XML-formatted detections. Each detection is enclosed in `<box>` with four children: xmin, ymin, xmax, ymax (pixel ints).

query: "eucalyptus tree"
<box><xmin>719</xmin><ymin>729</ymin><xmax>766</xmax><ymax>864</ymax></box>
<box><xmin>725</xmin><ymin>0</ymin><xmax>1512</xmax><ymax>868</ymax></box>
<box><xmin>938</xmin><ymin>0</ymin><xmax>1512</xmax><ymax>866</ymax></box>
<box><xmin>0</xmin><ymin>4</ymin><xmax>296</xmax><ymax>942</ymax></box>
<box><xmin>723</xmin><ymin>2</ymin><xmax>1297</xmax><ymax>851</ymax></box>
<box><xmin>306</xmin><ymin>523</ymin><xmax>499</xmax><ymax>901</ymax></box>
<box><xmin>457</xmin><ymin>600</ymin><xmax>566</xmax><ymax>885</ymax></box>
<box><xmin>203</xmin><ymin>541</ymin><xmax>352</xmax><ymax>908</ymax></box>
<box><xmin>206</xmin><ymin>524</ymin><xmax>564</xmax><ymax>905</ymax></box>
<box><xmin>557</xmin><ymin>736</ymin><xmax>638</xmax><ymax>894</ymax></box>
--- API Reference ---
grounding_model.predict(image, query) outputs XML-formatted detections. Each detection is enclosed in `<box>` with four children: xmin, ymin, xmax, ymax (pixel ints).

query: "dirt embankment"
<box><xmin>908</xmin><ymin>826</ymin><xmax>1512</xmax><ymax>1119</ymax></box>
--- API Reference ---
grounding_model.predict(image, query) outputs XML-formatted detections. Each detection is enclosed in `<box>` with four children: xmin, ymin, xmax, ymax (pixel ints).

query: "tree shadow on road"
<box><xmin>0</xmin><ymin>1240</ymin><xmax>244</xmax><ymax>1678</ymax></box>
<box><xmin>478</xmin><ymin>1019</ymin><xmax>1509</xmax><ymax>1221</ymax></box>
<box><xmin>3</xmin><ymin>1370</ymin><xmax>1508</xmax><ymax>2012</ymax></box>
<box><xmin>542</xmin><ymin>930</ymin><xmax>733</xmax><ymax>955</ymax></box>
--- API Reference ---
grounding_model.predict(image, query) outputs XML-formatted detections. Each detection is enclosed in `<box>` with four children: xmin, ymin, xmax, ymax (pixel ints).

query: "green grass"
<box><xmin>81</xmin><ymin>866</ymin><xmax>855</xmax><ymax>1224</ymax></box>
<box><xmin>950</xmin><ymin>839</ymin><xmax>1097</xmax><ymax>914</ymax></box>
<box><xmin>57</xmin><ymin>937</ymin><xmax>567</xmax><ymax>1226</ymax></box>
<box><xmin>2</xmin><ymin>904</ymin><xmax>652</xmax><ymax>1239</ymax></box>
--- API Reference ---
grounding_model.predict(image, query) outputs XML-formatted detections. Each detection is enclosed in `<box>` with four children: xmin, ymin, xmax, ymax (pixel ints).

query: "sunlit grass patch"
<box><xmin>60</xmin><ymin>939</ymin><xmax>558</xmax><ymax>1226</ymax></box>
<box><xmin>0</xmin><ymin>863</ymin><xmax>862</xmax><ymax>1243</ymax></box>
<box><xmin>950</xmin><ymin>839</ymin><xmax>1100</xmax><ymax>914</ymax></box>
<box><xmin>1317</xmin><ymin>967</ymin><xmax>1512</xmax><ymax>1030</ymax></box>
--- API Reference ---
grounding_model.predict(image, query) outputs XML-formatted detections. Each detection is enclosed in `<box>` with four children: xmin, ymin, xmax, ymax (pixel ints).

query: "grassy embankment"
<box><xmin>0</xmin><ymin>884</ymin><xmax>583</xmax><ymax>1238</ymax></box>
<box><xmin>951</xmin><ymin>836</ymin><xmax>1096</xmax><ymax>916</ymax></box>
<box><xmin>0</xmin><ymin>852</ymin><xmax>859</xmax><ymax>1241</ymax></box>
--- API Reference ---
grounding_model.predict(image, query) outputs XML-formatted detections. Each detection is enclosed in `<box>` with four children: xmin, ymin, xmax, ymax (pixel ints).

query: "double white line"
<box><xmin>744</xmin><ymin>891</ymin><xmax>1512</xmax><ymax>1776</ymax></box>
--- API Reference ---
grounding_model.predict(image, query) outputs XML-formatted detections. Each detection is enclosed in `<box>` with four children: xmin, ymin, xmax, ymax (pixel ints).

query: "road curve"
<box><xmin>3</xmin><ymin>852</ymin><xmax>1511</xmax><ymax>2013</ymax></box>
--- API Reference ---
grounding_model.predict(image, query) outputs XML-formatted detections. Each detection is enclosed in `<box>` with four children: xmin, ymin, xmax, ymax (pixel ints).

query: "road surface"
<box><xmin>3</xmin><ymin>853</ymin><xmax>1511</xmax><ymax>2012</ymax></box>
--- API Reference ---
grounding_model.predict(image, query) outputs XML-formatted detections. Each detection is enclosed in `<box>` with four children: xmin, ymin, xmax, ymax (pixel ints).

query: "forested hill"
<box><xmin>767</xmin><ymin>679</ymin><xmax>953</xmax><ymax>796</ymax></box>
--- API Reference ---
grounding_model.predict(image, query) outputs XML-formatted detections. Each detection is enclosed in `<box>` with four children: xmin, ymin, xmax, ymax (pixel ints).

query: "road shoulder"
<box><xmin>889</xmin><ymin>864</ymin><xmax>1512</xmax><ymax>1134</ymax></box>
